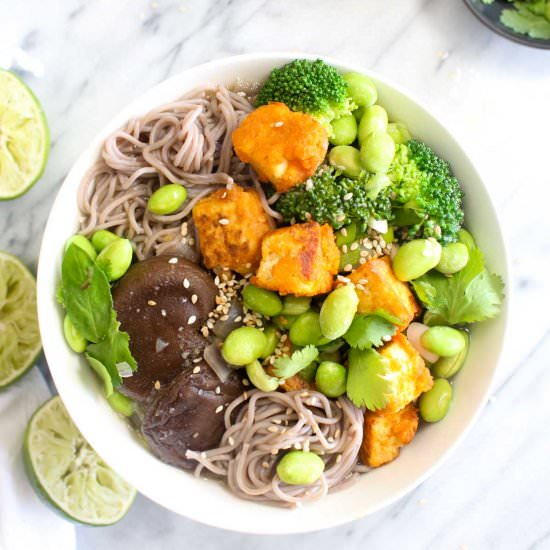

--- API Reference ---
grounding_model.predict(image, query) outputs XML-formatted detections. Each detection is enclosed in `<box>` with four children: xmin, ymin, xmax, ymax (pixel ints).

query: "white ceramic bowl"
<box><xmin>37</xmin><ymin>53</ymin><xmax>509</xmax><ymax>534</ymax></box>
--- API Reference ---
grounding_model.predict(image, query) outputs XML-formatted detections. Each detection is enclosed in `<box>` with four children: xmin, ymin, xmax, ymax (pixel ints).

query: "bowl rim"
<box><xmin>37</xmin><ymin>51</ymin><xmax>511</xmax><ymax>534</ymax></box>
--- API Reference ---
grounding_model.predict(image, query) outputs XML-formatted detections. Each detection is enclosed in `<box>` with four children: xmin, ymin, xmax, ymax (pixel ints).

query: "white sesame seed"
<box><xmin>192</xmin><ymin>432</ymin><xmax>199</xmax><ymax>439</ymax></box>
<box><xmin>183</xmin><ymin>278</ymin><xmax>190</xmax><ymax>288</ymax></box>
<box><xmin>191</xmin><ymin>294</ymin><xmax>198</xmax><ymax>304</ymax></box>
<box><xmin>188</xmin><ymin>315</ymin><xmax>197</xmax><ymax>325</ymax></box>
<box><xmin>228</xmin><ymin>437</ymin><xmax>235</xmax><ymax>446</ymax></box>
<box><xmin>154</xmin><ymin>380</ymin><xmax>160</xmax><ymax>390</ymax></box>
<box><xmin>340</xmin><ymin>227</ymin><xmax>348</xmax><ymax>237</ymax></box>
<box><xmin>344</xmin><ymin>263</ymin><xmax>353</xmax><ymax>272</ymax></box>
<box><xmin>201</xmin><ymin>326</ymin><xmax>209</xmax><ymax>337</ymax></box>
<box><xmin>180</xmin><ymin>223</ymin><xmax>188</xmax><ymax>236</ymax></box>
<box><xmin>350</xmin><ymin>242</ymin><xmax>359</xmax><ymax>251</ymax></box>
<box><xmin>273</xmin><ymin>121</ymin><xmax>284</xmax><ymax>127</ymax></box>
<box><xmin>215</xmin><ymin>405</ymin><xmax>224</xmax><ymax>414</ymax></box>
<box><xmin>193</xmin><ymin>366</ymin><xmax>201</xmax><ymax>374</ymax></box>
<box><xmin>215</xmin><ymin>386</ymin><xmax>221</xmax><ymax>394</ymax></box>
<box><xmin>343</xmin><ymin>192</ymin><xmax>353</xmax><ymax>201</ymax></box>
<box><xmin>147</xmin><ymin>300</ymin><xmax>157</xmax><ymax>306</ymax></box>
<box><xmin>219</xmin><ymin>218</ymin><xmax>230</xmax><ymax>225</ymax></box>
<box><xmin>161</xmin><ymin>309</ymin><xmax>167</xmax><ymax>317</ymax></box>
<box><xmin>342</xmin><ymin>244</ymin><xmax>348</xmax><ymax>253</ymax></box>
<box><xmin>168</xmin><ymin>257</ymin><xmax>178</xmax><ymax>264</ymax></box>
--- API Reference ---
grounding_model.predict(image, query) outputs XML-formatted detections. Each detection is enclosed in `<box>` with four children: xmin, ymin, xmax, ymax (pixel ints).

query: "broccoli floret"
<box><xmin>274</xmin><ymin>166</ymin><xmax>393</xmax><ymax>231</ymax></box>
<box><xmin>388</xmin><ymin>140</ymin><xmax>464</xmax><ymax>245</ymax></box>
<box><xmin>255</xmin><ymin>59</ymin><xmax>355</xmax><ymax>130</ymax></box>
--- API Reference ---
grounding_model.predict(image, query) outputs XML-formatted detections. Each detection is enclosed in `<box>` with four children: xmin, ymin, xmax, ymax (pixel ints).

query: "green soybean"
<box><xmin>63</xmin><ymin>314</ymin><xmax>87</xmax><ymax>353</ymax></box>
<box><xmin>365</xmin><ymin>173</ymin><xmax>391</xmax><ymax>200</ymax></box>
<box><xmin>86</xmin><ymin>355</ymin><xmax>113</xmax><ymax>398</ymax></box>
<box><xmin>330</xmin><ymin>115</ymin><xmax>357</xmax><ymax>146</ymax></box>
<box><xmin>320</xmin><ymin>285</ymin><xmax>359</xmax><ymax>340</ymax></box>
<box><xmin>298</xmin><ymin>360</ymin><xmax>318</xmax><ymax>382</ymax></box>
<box><xmin>358</xmin><ymin>105</ymin><xmax>388</xmax><ymax>144</ymax></box>
<box><xmin>315</xmin><ymin>361</ymin><xmax>347</xmax><ymax>397</ymax></box>
<box><xmin>436</xmin><ymin>242</ymin><xmax>469</xmax><ymax>274</ymax></box>
<box><xmin>107</xmin><ymin>391</ymin><xmax>135</xmax><ymax>417</ymax></box>
<box><xmin>276</xmin><ymin>451</ymin><xmax>325</xmax><ymax>485</ymax></box>
<box><xmin>281</xmin><ymin>295</ymin><xmax>312</xmax><ymax>316</ymax></box>
<box><xmin>148</xmin><ymin>184</ymin><xmax>187</xmax><ymax>215</ymax></box>
<box><xmin>359</xmin><ymin>131</ymin><xmax>396</xmax><ymax>173</ymax></box>
<box><xmin>392</xmin><ymin>238</ymin><xmax>442</xmax><ymax>281</ymax></box>
<box><xmin>64</xmin><ymin>235</ymin><xmax>97</xmax><ymax>260</ymax></box>
<box><xmin>421</xmin><ymin>326</ymin><xmax>466</xmax><ymax>357</ymax></box>
<box><xmin>328</xmin><ymin>145</ymin><xmax>362</xmax><ymax>178</ymax></box>
<box><xmin>431</xmin><ymin>331</ymin><xmax>469</xmax><ymax>379</ymax></box>
<box><xmin>222</xmin><ymin>326</ymin><xmax>267</xmax><ymax>366</ymax></box>
<box><xmin>335</xmin><ymin>222</ymin><xmax>358</xmax><ymax>247</ymax></box>
<box><xmin>289</xmin><ymin>311</ymin><xmax>323</xmax><ymax>346</ymax></box>
<box><xmin>387</xmin><ymin>121</ymin><xmax>412</xmax><ymax>144</ymax></box>
<box><xmin>260</xmin><ymin>326</ymin><xmax>279</xmax><ymax>359</ymax></box>
<box><xmin>246</xmin><ymin>360</ymin><xmax>279</xmax><ymax>392</ymax></box>
<box><xmin>419</xmin><ymin>379</ymin><xmax>453</xmax><ymax>422</ymax></box>
<box><xmin>95</xmin><ymin>238</ymin><xmax>133</xmax><ymax>281</ymax></box>
<box><xmin>91</xmin><ymin>230</ymin><xmax>120</xmax><ymax>252</ymax></box>
<box><xmin>343</xmin><ymin>73</ymin><xmax>378</xmax><ymax>108</ymax></box>
<box><xmin>242</xmin><ymin>284</ymin><xmax>283</xmax><ymax>317</ymax></box>
<box><xmin>272</xmin><ymin>314</ymin><xmax>298</xmax><ymax>331</ymax></box>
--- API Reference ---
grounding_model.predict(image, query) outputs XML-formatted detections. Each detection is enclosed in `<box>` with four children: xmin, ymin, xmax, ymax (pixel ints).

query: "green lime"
<box><xmin>0</xmin><ymin>69</ymin><xmax>49</xmax><ymax>200</ymax></box>
<box><xmin>24</xmin><ymin>396</ymin><xmax>136</xmax><ymax>525</ymax></box>
<box><xmin>0</xmin><ymin>251</ymin><xmax>41</xmax><ymax>388</ymax></box>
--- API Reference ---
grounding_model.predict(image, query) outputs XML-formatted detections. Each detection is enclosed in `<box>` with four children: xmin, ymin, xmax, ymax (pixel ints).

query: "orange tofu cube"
<box><xmin>192</xmin><ymin>185</ymin><xmax>274</xmax><ymax>274</ymax></box>
<box><xmin>379</xmin><ymin>333</ymin><xmax>433</xmax><ymax>413</ymax></box>
<box><xmin>252</xmin><ymin>221</ymin><xmax>340</xmax><ymax>297</ymax></box>
<box><xmin>349</xmin><ymin>256</ymin><xmax>420</xmax><ymax>331</ymax></box>
<box><xmin>232</xmin><ymin>102</ymin><xmax>328</xmax><ymax>193</ymax></box>
<box><xmin>360</xmin><ymin>403</ymin><xmax>419</xmax><ymax>468</ymax></box>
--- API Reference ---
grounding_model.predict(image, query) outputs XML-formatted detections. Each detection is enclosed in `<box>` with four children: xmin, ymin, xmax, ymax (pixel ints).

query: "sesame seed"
<box><xmin>342</xmin><ymin>244</ymin><xmax>348</xmax><ymax>253</ymax></box>
<box><xmin>193</xmin><ymin>366</ymin><xmax>201</xmax><ymax>374</ymax></box>
<box><xmin>267</xmin><ymin>426</ymin><xmax>279</xmax><ymax>433</ymax></box>
<box><xmin>243</xmin><ymin>391</ymin><xmax>248</xmax><ymax>400</ymax></box>
<box><xmin>215</xmin><ymin>386</ymin><xmax>221</xmax><ymax>394</ymax></box>
<box><xmin>343</xmin><ymin>192</ymin><xmax>353</xmax><ymax>201</ymax></box>
<box><xmin>234</xmin><ymin>315</ymin><xmax>242</xmax><ymax>323</ymax></box>
<box><xmin>262</xmin><ymin>461</ymin><xmax>270</xmax><ymax>468</ymax></box>
<box><xmin>228</xmin><ymin>437</ymin><xmax>235</xmax><ymax>446</ymax></box>
<box><xmin>168</xmin><ymin>257</ymin><xmax>178</xmax><ymax>264</ymax></box>
<box><xmin>340</xmin><ymin>227</ymin><xmax>348</xmax><ymax>237</ymax></box>
<box><xmin>188</xmin><ymin>315</ymin><xmax>197</xmax><ymax>325</ymax></box>
<box><xmin>192</xmin><ymin>357</ymin><xmax>202</xmax><ymax>363</ymax></box>
<box><xmin>191</xmin><ymin>294</ymin><xmax>198</xmax><ymax>304</ymax></box>
<box><xmin>201</xmin><ymin>326</ymin><xmax>209</xmax><ymax>337</ymax></box>
<box><xmin>180</xmin><ymin>223</ymin><xmax>188</xmax><ymax>236</ymax></box>
<box><xmin>219</xmin><ymin>218</ymin><xmax>230</xmax><ymax>225</ymax></box>
<box><xmin>344</xmin><ymin>264</ymin><xmax>353</xmax><ymax>272</ymax></box>
<box><xmin>183</xmin><ymin>278</ymin><xmax>190</xmax><ymax>288</ymax></box>
<box><xmin>147</xmin><ymin>300</ymin><xmax>157</xmax><ymax>306</ymax></box>
<box><xmin>192</xmin><ymin>432</ymin><xmax>199</xmax><ymax>439</ymax></box>
<box><xmin>350</xmin><ymin>242</ymin><xmax>359</xmax><ymax>251</ymax></box>
<box><xmin>359</xmin><ymin>258</ymin><xmax>367</xmax><ymax>265</ymax></box>
<box><xmin>154</xmin><ymin>380</ymin><xmax>160</xmax><ymax>390</ymax></box>
<box><xmin>215</xmin><ymin>405</ymin><xmax>224</xmax><ymax>414</ymax></box>
<box><xmin>161</xmin><ymin>309</ymin><xmax>167</xmax><ymax>317</ymax></box>
<box><xmin>188</xmin><ymin>238</ymin><xmax>195</xmax><ymax>246</ymax></box>
<box><xmin>273</xmin><ymin>121</ymin><xmax>284</xmax><ymax>127</ymax></box>
<box><xmin>221</xmin><ymin>191</ymin><xmax>227</xmax><ymax>199</ymax></box>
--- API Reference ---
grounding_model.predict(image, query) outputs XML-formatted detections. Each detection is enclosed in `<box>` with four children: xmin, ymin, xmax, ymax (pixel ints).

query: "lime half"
<box><xmin>0</xmin><ymin>69</ymin><xmax>49</xmax><ymax>200</ymax></box>
<box><xmin>0</xmin><ymin>251</ymin><xmax>41</xmax><ymax>388</ymax></box>
<box><xmin>24</xmin><ymin>396</ymin><xmax>136</xmax><ymax>525</ymax></box>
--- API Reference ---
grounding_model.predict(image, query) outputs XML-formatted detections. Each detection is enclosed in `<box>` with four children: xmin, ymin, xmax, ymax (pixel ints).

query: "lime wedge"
<box><xmin>0</xmin><ymin>69</ymin><xmax>49</xmax><ymax>200</ymax></box>
<box><xmin>0</xmin><ymin>251</ymin><xmax>41</xmax><ymax>388</ymax></box>
<box><xmin>24</xmin><ymin>396</ymin><xmax>136</xmax><ymax>525</ymax></box>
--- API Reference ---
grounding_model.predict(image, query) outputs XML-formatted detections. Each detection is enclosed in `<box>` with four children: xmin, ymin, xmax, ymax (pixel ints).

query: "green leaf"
<box><xmin>346</xmin><ymin>348</ymin><xmax>390</xmax><ymax>411</ymax></box>
<box><xmin>85</xmin><ymin>354</ymin><xmax>114</xmax><ymax>398</ymax></box>
<box><xmin>272</xmin><ymin>345</ymin><xmax>319</xmax><ymax>379</ymax></box>
<box><xmin>86</xmin><ymin>311</ymin><xmax>137</xmax><ymax>388</ymax></box>
<box><xmin>61</xmin><ymin>244</ymin><xmax>112</xmax><ymax>342</ymax></box>
<box><xmin>344</xmin><ymin>314</ymin><xmax>397</xmax><ymax>350</ymax></box>
<box><xmin>372</xmin><ymin>309</ymin><xmax>402</xmax><ymax>325</ymax></box>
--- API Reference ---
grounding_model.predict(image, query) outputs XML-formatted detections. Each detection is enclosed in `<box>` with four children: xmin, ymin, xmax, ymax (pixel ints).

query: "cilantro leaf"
<box><xmin>346</xmin><ymin>348</ymin><xmax>390</xmax><ymax>411</ymax></box>
<box><xmin>272</xmin><ymin>345</ymin><xmax>319</xmax><ymax>379</ymax></box>
<box><xmin>411</xmin><ymin>245</ymin><xmax>504</xmax><ymax>325</ymax></box>
<box><xmin>86</xmin><ymin>311</ymin><xmax>137</xmax><ymax>387</ymax></box>
<box><xmin>344</xmin><ymin>314</ymin><xmax>397</xmax><ymax>350</ymax></box>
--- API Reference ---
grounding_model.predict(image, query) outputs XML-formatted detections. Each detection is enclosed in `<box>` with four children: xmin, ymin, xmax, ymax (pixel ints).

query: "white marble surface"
<box><xmin>1</xmin><ymin>0</ymin><xmax>550</xmax><ymax>548</ymax></box>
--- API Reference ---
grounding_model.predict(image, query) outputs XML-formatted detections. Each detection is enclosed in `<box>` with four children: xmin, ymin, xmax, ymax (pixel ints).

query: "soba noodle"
<box><xmin>186</xmin><ymin>390</ymin><xmax>366</xmax><ymax>507</ymax></box>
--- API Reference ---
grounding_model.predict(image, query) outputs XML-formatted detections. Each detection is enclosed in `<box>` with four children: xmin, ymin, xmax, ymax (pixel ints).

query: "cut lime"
<box><xmin>24</xmin><ymin>396</ymin><xmax>136</xmax><ymax>525</ymax></box>
<box><xmin>0</xmin><ymin>69</ymin><xmax>49</xmax><ymax>200</ymax></box>
<box><xmin>0</xmin><ymin>251</ymin><xmax>41</xmax><ymax>388</ymax></box>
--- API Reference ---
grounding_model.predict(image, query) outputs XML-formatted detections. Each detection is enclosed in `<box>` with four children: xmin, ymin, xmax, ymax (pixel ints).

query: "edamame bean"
<box><xmin>320</xmin><ymin>285</ymin><xmax>359</xmax><ymax>340</ymax></box>
<box><xmin>335</xmin><ymin>222</ymin><xmax>358</xmax><ymax>247</ymax></box>
<box><xmin>343</xmin><ymin>73</ymin><xmax>378</xmax><ymax>107</ymax></box>
<box><xmin>64</xmin><ymin>235</ymin><xmax>97</xmax><ymax>260</ymax></box>
<box><xmin>289</xmin><ymin>311</ymin><xmax>323</xmax><ymax>346</ymax></box>
<box><xmin>457</xmin><ymin>228</ymin><xmax>476</xmax><ymax>249</ymax></box>
<box><xmin>281</xmin><ymin>295</ymin><xmax>311</xmax><ymax>316</ymax></box>
<box><xmin>421</xmin><ymin>326</ymin><xmax>466</xmax><ymax>357</ymax></box>
<box><xmin>436</xmin><ymin>242</ymin><xmax>469</xmax><ymax>274</ymax></box>
<box><xmin>246</xmin><ymin>360</ymin><xmax>279</xmax><ymax>392</ymax></box>
<box><xmin>358</xmin><ymin>105</ymin><xmax>388</xmax><ymax>144</ymax></box>
<box><xmin>86</xmin><ymin>355</ymin><xmax>113</xmax><ymax>398</ymax></box>
<box><xmin>387</xmin><ymin>121</ymin><xmax>412</xmax><ymax>144</ymax></box>
<box><xmin>298</xmin><ymin>360</ymin><xmax>318</xmax><ymax>382</ymax></box>
<box><xmin>147</xmin><ymin>184</ymin><xmax>187</xmax><ymax>215</ymax></box>
<box><xmin>272</xmin><ymin>314</ymin><xmax>298</xmax><ymax>330</ymax></box>
<box><xmin>328</xmin><ymin>145</ymin><xmax>362</xmax><ymax>178</ymax></box>
<box><xmin>107</xmin><ymin>391</ymin><xmax>135</xmax><ymax>417</ymax></box>
<box><xmin>330</xmin><ymin>115</ymin><xmax>357</xmax><ymax>146</ymax></box>
<box><xmin>260</xmin><ymin>326</ymin><xmax>279</xmax><ymax>359</ymax></box>
<box><xmin>419</xmin><ymin>379</ymin><xmax>453</xmax><ymax>422</ymax></box>
<box><xmin>242</xmin><ymin>284</ymin><xmax>283</xmax><ymax>317</ymax></box>
<box><xmin>431</xmin><ymin>331</ymin><xmax>469</xmax><ymax>378</ymax></box>
<box><xmin>222</xmin><ymin>326</ymin><xmax>267</xmax><ymax>366</ymax></box>
<box><xmin>392</xmin><ymin>238</ymin><xmax>442</xmax><ymax>281</ymax></box>
<box><xmin>95</xmin><ymin>238</ymin><xmax>133</xmax><ymax>281</ymax></box>
<box><xmin>365</xmin><ymin>173</ymin><xmax>391</xmax><ymax>200</ymax></box>
<box><xmin>359</xmin><ymin>131</ymin><xmax>396</xmax><ymax>173</ymax></box>
<box><xmin>315</xmin><ymin>361</ymin><xmax>347</xmax><ymax>397</ymax></box>
<box><xmin>91</xmin><ymin>229</ymin><xmax>120</xmax><ymax>252</ymax></box>
<box><xmin>63</xmin><ymin>314</ymin><xmax>87</xmax><ymax>353</ymax></box>
<box><xmin>276</xmin><ymin>451</ymin><xmax>325</xmax><ymax>485</ymax></box>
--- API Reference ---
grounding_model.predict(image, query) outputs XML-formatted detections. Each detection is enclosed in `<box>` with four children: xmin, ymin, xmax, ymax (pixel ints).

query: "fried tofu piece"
<box><xmin>360</xmin><ymin>403</ymin><xmax>419</xmax><ymax>468</ymax></box>
<box><xmin>349</xmin><ymin>256</ymin><xmax>420</xmax><ymax>331</ymax></box>
<box><xmin>252</xmin><ymin>221</ymin><xmax>340</xmax><ymax>297</ymax></box>
<box><xmin>232</xmin><ymin>102</ymin><xmax>328</xmax><ymax>193</ymax></box>
<box><xmin>192</xmin><ymin>185</ymin><xmax>274</xmax><ymax>274</ymax></box>
<box><xmin>379</xmin><ymin>333</ymin><xmax>433</xmax><ymax>413</ymax></box>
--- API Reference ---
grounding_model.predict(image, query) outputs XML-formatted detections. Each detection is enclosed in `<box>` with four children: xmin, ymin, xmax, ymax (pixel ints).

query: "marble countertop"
<box><xmin>2</xmin><ymin>0</ymin><xmax>550</xmax><ymax>548</ymax></box>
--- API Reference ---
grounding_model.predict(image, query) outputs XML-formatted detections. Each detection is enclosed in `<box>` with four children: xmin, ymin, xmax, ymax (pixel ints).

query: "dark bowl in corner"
<box><xmin>463</xmin><ymin>0</ymin><xmax>550</xmax><ymax>49</ymax></box>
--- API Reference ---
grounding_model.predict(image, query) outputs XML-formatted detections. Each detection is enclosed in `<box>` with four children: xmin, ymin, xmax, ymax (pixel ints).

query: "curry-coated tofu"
<box><xmin>192</xmin><ymin>185</ymin><xmax>274</xmax><ymax>274</ymax></box>
<box><xmin>360</xmin><ymin>403</ymin><xmax>419</xmax><ymax>468</ymax></box>
<box><xmin>232</xmin><ymin>102</ymin><xmax>328</xmax><ymax>193</ymax></box>
<box><xmin>349</xmin><ymin>256</ymin><xmax>420</xmax><ymax>331</ymax></box>
<box><xmin>379</xmin><ymin>333</ymin><xmax>433</xmax><ymax>413</ymax></box>
<box><xmin>252</xmin><ymin>221</ymin><xmax>340</xmax><ymax>297</ymax></box>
